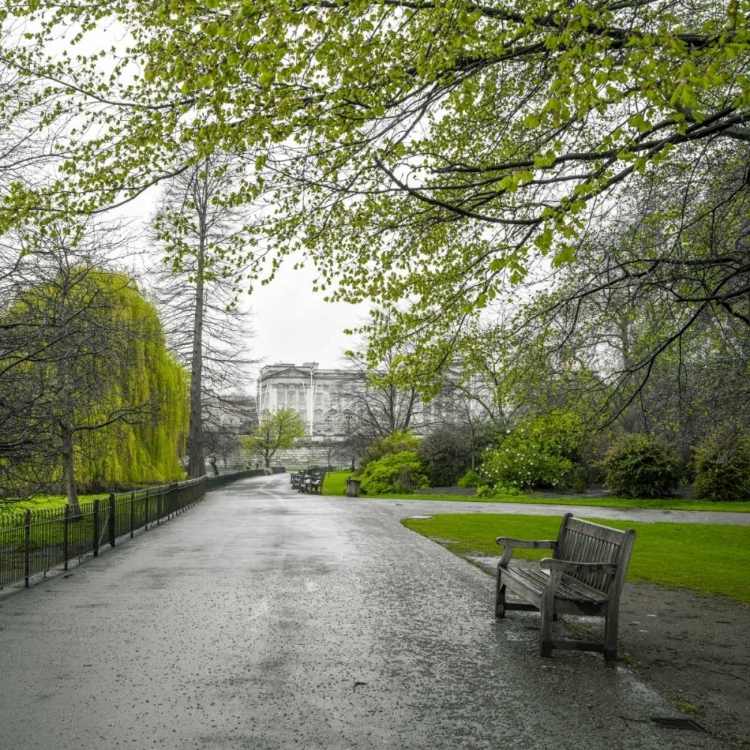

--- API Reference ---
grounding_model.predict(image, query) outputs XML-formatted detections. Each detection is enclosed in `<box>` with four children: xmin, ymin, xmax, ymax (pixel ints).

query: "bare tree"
<box><xmin>150</xmin><ymin>152</ymin><xmax>258</xmax><ymax>478</ymax></box>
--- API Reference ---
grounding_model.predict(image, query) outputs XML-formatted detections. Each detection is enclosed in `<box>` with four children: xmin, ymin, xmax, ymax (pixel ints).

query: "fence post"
<box><xmin>24</xmin><ymin>510</ymin><xmax>31</xmax><ymax>588</ymax></box>
<box><xmin>109</xmin><ymin>494</ymin><xmax>116</xmax><ymax>548</ymax></box>
<box><xmin>130</xmin><ymin>492</ymin><xmax>134</xmax><ymax>539</ymax></box>
<box><xmin>144</xmin><ymin>493</ymin><xmax>149</xmax><ymax>531</ymax></box>
<box><xmin>63</xmin><ymin>504</ymin><xmax>69</xmax><ymax>570</ymax></box>
<box><xmin>93</xmin><ymin>499</ymin><xmax>100</xmax><ymax>557</ymax></box>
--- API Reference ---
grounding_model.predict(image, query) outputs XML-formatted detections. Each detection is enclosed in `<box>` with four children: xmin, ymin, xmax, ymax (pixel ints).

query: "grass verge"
<box><xmin>1</xmin><ymin>494</ymin><xmax>105</xmax><ymax>514</ymax></box>
<box><xmin>324</xmin><ymin>470</ymin><xmax>750</xmax><ymax>512</ymax></box>
<box><xmin>322</xmin><ymin>470</ymin><xmax>351</xmax><ymax>497</ymax></box>
<box><xmin>401</xmin><ymin>513</ymin><xmax>750</xmax><ymax>603</ymax></box>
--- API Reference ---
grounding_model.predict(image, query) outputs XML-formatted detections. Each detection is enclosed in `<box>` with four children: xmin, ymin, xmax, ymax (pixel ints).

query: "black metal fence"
<box><xmin>0</xmin><ymin>468</ymin><xmax>283</xmax><ymax>590</ymax></box>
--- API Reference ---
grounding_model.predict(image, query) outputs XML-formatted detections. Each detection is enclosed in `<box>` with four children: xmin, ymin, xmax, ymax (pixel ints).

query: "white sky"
<box><xmin>248</xmin><ymin>261</ymin><xmax>367</xmax><ymax>375</ymax></box>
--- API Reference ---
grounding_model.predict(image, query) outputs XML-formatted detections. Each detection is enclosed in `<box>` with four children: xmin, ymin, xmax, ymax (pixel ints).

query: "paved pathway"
<box><xmin>0</xmin><ymin>474</ymin><xmax>728</xmax><ymax>749</ymax></box>
<box><xmin>370</xmin><ymin>497</ymin><xmax>750</xmax><ymax>525</ymax></box>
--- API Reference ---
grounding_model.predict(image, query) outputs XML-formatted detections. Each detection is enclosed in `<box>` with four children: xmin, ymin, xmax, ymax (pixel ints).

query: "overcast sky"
<box><xmin>248</xmin><ymin>261</ymin><xmax>367</xmax><ymax>376</ymax></box>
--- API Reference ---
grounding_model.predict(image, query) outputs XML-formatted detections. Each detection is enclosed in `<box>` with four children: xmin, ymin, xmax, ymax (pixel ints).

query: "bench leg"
<box><xmin>495</xmin><ymin>564</ymin><xmax>506</xmax><ymax>618</ymax></box>
<box><xmin>604</xmin><ymin>610</ymin><xmax>619</xmax><ymax>662</ymax></box>
<box><xmin>539</xmin><ymin>598</ymin><xmax>554</xmax><ymax>657</ymax></box>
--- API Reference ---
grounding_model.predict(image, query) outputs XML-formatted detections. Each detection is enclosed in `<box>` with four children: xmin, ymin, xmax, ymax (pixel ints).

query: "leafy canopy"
<box><xmin>7</xmin><ymin>0</ymin><xmax>750</xmax><ymax>377</ymax></box>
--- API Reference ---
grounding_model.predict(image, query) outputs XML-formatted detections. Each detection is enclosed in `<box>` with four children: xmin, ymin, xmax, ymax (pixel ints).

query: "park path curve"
<box><xmin>0</xmin><ymin>473</ymin><xmax>727</xmax><ymax>749</ymax></box>
<box><xmin>366</xmin><ymin>496</ymin><xmax>750</xmax><ymax>525</ymax></box>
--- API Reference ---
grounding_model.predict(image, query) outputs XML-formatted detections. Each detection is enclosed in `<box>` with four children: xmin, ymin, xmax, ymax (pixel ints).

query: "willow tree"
<box><xmin>8</xmin><ymin>0</ymin><xmax>750</xmax><ymax>388</ymax></box>
<box><xmin>3</xmin><ymin>242</ymin><xmax>188</xmax><ymax>505</ymax></box>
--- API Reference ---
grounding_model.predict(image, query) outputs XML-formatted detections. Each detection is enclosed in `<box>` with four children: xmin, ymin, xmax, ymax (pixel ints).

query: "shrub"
<box><xmin>694</xmin><ymin>433</ymin><xmax>750</xmax><ymax>502</ymax></box>
<box><xmin>360</xmin><ymin>431</ymin><xmax>420</xmax><ymax>470</ymax></box>
<box><xmin>418</xmin><ymin>426</ymin><xmax>474</xmax><ymax>486</ymax></box>
<box><xmin>475</xmin><ymin>483</ymin><xmax>523</xmax><ymax>498</ymax></box>
<box><xmin>457</xmin><ymin>469</ymin><xmax>484</xmax><ymax>488</ymax></box>
<box><xmin>481</xmin><ymin>432</ymin><xmax>575</xmax><ymax>491</ymax></box>
<box><xmin>601</xmin><ymin>434</ymin><xmax>681</xmax><ymax>498</ymax></box>
<box><xmin>358</xmin><ymin>451</ymin><xmax>429</xmax><ymax>495</ymax></box>
<box><xmin>522</xmin><ymin>410</ymin><xmax>587</xmax><ymax>463</ymax></box>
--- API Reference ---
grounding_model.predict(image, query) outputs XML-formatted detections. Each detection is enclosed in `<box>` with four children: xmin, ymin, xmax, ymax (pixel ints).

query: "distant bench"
<box><xmin>495</xmin><ymin>513</ymin><xmax>635</xmax><ymax>660</ymax></box>
<box><xmin>297</xmin><ymin>468</ymin><xmax>326</xmax><ymax>495</ymax></box>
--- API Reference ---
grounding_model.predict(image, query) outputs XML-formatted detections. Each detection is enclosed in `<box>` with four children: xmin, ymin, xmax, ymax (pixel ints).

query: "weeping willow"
<box><xmin>3</xmin><ymin>267</ymin><xmax>188</xmax><ymax>495</ymax></box>
<box><xmin>72</xmin><ymin>272</ymin><xmax>189</xmax><ymax>488</ymax></box>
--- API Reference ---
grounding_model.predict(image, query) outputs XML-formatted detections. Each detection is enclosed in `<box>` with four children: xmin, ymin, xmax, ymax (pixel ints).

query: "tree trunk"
<box><xmin>187</xmin><ymin>233</ymin><xmax>206</xmax><ymax>478</ymax></box>
<box><xmin>60</xmin><ymin>424</ymin><xmax>81</xmax><ymax>514</ymax></box>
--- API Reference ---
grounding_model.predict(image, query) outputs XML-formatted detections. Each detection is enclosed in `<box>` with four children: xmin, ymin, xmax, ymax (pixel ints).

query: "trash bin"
<box><xmin>345</xmin><ymin>478</ymin><xmax>361</xmax><ymax>497</ymax></box>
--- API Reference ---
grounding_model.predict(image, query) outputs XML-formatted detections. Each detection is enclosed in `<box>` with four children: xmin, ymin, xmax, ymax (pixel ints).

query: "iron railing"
<box><xmin>0</xmin><ymin>468</ymin><xmax>282</xmax><ymax>590</ymax></box>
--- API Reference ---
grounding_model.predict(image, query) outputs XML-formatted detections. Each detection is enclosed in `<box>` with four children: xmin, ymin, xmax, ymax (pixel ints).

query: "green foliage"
<box><xmin>3</xmin><ymin>268</ymin><xmax>188</xmax><ymax>493</ymax></box>
<box><xmin>241</xmin><ymin>407</ymin><xmax>306</xmax><ymax>467</ymax></box>
<box><xmin>322</xmin><ymin>470</ymin><xmax>350</xmax><ymax>497</ymax></box>
<box><xmin>475</xmin><ymin>484</ymin><xmax>523</xmax><ymax>498</ymax></box>
<box><xmin>417</xmin><ymin>425</ymin><xmax>474</xmax><ymax>486</ymax></box>
<box><xmin>479</xmin><ymin>412</ymin><xmax>586</xmax><ymax>491</ymax></box>
<box><xmin>457</xmin><ymin>469</ymin><xmax>484</xmax><ymax>488</ymax></box>
<box><xmin>66</xmin><ymin>274</ymin><xmax>189</xmax><ymax>488</ymax></box>
<box><xmin>521</xmin><ymin>411</ymin><xmax>587</xmax><ymax>463</ymax></box>
<box><xmin>358</xmin><ymin>451</ymin><xmax>428</xmax><ymax>495</ymax></box>
<box><xmin>694</xmin><ymin>433</ymin><xmax>750</xmax><ymax>503</ymax></box>
<box><xmin>602</xmin><ymin>434</ymin><xmax>682</xmax><ymax>499</ymax></box>
<box><xmin>481</xmin><ymin>433</ymin><xmax>575</xmax><ymax>491</ymax></box>
<box><xmin>360</xmin><ymin>431</ymin><xmax>420</xmax><ymax>470</ymax></box>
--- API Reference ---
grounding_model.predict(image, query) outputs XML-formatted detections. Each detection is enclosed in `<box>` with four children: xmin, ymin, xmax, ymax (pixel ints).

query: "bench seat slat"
<box><xmin>502</xmin><ymin>565</ymin><xmax>608</xmax><ymax>604</ymax></box>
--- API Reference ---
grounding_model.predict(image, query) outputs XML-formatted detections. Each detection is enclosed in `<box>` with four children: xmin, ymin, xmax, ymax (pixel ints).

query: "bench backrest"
<box><xmin>555</xmin><ymin>514</ymin><xmax>635</xmax><ymax>596</ymax></box>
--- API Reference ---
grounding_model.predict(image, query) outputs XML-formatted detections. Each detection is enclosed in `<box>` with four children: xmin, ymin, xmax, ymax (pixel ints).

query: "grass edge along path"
<box><xmin>322</xmin><ymin>470</ymin><xmax>750</xmax><ymax>513</ymax></box>
<box><xmin>401</xmin><ymin>513</ymin><xmax>750</xmax><ymax>603</ymax></box>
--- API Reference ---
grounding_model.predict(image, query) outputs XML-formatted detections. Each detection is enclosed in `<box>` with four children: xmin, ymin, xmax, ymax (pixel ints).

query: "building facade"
<box><xmin>257</xmin><ymin>362</ymin><xmax>356</xmax><ymax>438</ymax></box>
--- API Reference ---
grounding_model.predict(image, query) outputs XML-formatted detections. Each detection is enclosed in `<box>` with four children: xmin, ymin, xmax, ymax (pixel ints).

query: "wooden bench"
<box><xmin>495</xmin><ymin>513</ymin><xmax>635</xmax><ymax>660</ymax></box>
<box><xmin>297</xmin><ymin>468</ymin><xmax>326</xmax><ymax>494</ymax></box>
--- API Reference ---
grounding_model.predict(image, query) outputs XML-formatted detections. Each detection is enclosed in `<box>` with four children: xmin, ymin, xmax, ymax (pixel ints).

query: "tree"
<box><xmin>0</xmin><ymin>225</ymin><xmax>188</xmax><ymax>505</ymax></box>
<box><xmin>241</xmin><ymin>408</ymin><xmax>306</xmax><ymax>468</ymax></box>
<box><xmin>339</xmin><ymin>351</ymin><xmax>422</xmax><ymax>450</ymax></box>
<box><xmin>8</xmin><ymin>0</ymin><xmax>750</xmax><ymax>402</ymax></box>
<box><xmin>149</xmin><ymin>152</ymin><xmax>257</xmax><ymax>478</ymax></box>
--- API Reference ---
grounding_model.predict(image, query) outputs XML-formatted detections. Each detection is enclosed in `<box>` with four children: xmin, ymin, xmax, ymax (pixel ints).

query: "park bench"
<box><xmin>495</xmin><ymin>513</ymin><xmax>636</xmax><ymax>660</ymax></box>
<box><xmin>298</xmin><ymin>468</ymin><xmax>326</xmax><ymax>495</ymax></box>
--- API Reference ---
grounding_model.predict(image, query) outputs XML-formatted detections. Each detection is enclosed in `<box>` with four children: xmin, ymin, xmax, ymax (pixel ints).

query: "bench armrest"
<box><xmin>540</xmin><ymin>558</ymin><xmax>618</xmax><ymax>574</ymax></box>
<box><xmin>496</xmin><ymin>538</ymin><xmax>556</xmax><ymax>567</ymax></box>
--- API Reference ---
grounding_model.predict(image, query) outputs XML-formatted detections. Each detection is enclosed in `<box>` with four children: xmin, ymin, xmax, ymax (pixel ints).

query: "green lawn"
<box><xmin>322</xmin><ymin>470</ymin><xmax>750</xmax><ymax>512</ymax></box>
<box><xmin>402</xmin><ymin>513</ymin><xmax>750</xmax><ymax>603</ymax></box>
<box><xmin>0</xmin><ymin>494</ymin><xmax>106</xmax><ymax>515</ymax></box>
<box><xmin>322</xmin><ymin>470</ymin><xmax>351</xmax><ymax>497</ymax></box>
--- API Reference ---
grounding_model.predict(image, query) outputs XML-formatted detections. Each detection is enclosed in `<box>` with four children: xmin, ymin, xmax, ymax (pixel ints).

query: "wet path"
<box><xmin>0</xmin><ymin>474</ymin><xmax>726</xmax><ymax>749</ymax></box>
<box><xmin>370</xmin><ymin>496</ymin><xmax>750</xmax><ymax>525</ymax></box>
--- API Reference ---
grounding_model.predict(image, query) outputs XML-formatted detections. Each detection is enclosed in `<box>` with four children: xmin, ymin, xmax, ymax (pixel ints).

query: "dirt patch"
<box><xmin>469</xmin><ymin>555</ymin><xmax>750</xmax><ymax>749</ymax></box>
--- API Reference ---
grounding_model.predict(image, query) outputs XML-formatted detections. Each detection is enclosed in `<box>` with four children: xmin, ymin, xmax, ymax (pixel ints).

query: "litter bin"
<box><xmin>345</xmin><ymin>478</ymin><xmax>361</xmax><ymax>497</ymax></box>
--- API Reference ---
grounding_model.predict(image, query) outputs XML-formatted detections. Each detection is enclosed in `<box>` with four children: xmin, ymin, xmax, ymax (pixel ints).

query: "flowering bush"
<box><xmin>358</xmin><ymin>451</ymin><xmax>429</xmax><ymax>495</ymax></box>
<box><xmin>480</xmin><ymin>429</ymin><xmax>575</xmax><ymax>491</ymax></box>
